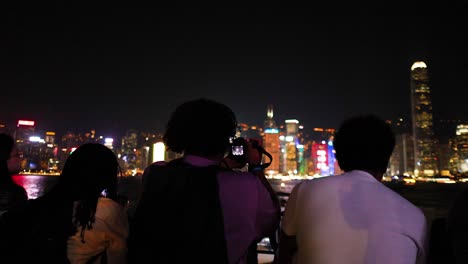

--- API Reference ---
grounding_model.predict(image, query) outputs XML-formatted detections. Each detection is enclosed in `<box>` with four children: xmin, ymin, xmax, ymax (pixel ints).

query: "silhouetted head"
<box><xmin>59</xmin><ymin>143</ymin><xmax>119</xmax><ymax>200</ymax></box>
<box><xmin>0</xmin><ymin>133</ymin><xmax>20</xmax><ymax>182</ymax></box>
<box><xmin>163</xmin><ymin>98</ymin><xmax>238</xmax><ymax>157</ymax></box>
<box><xmin>0</xmin><ymin>133</ymin><xmax>14</xmax><ymax>161</ymax></box>
<box><xmin>333</xmin><ymin>115</ymin><xmax>395</xmax><ymax>176</ymax></box>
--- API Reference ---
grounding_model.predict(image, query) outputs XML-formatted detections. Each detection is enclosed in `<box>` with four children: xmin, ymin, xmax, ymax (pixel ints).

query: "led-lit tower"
<box><xmin>263</xmin><ymin>105</ymin><xmax>280</xmax><ymax>174</ymax></box>
<box><xmin>410</xmin><ymin>61</ymin><xmax>439</xmax><ymax>176</ymax></box>
<box><xmin>284</xmin><ymin>119</ymin><xmax>299</xmax><ymax>174</ymax></box>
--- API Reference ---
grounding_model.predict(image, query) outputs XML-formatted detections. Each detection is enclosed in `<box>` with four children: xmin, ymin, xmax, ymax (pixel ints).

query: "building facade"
<box><xmin>410</xmin><ymin>61</ymin><xmax>439</xmax><ymax>176</ymax></box>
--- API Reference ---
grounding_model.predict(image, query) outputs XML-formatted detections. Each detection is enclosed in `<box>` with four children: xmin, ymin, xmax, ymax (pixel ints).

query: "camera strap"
<box><xmin>254</xmin><ymin>144</ymin><xmax>272</xmax><ymax>169</ymax></box>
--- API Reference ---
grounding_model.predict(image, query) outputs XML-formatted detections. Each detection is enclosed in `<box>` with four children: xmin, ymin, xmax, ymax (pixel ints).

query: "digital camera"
<box><xmin>228</xmin><ymin>137</ymin><xmax>247</xmax><ymax>165</ymax></box>
<box><xmin>228</xmin><ymin>137</ymin><xmax>272</xmax><ymax>169</ymax></box>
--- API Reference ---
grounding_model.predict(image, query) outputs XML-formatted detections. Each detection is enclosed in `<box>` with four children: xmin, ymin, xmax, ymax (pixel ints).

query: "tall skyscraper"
<box><xmin>410</xmin><ymin>61</ymin><xmax>439</xmax><ymax>176</ymax></box>
<box><xmin>262</xmin><ymin>105</ymin><xmax>280</xmax><ymax>174</ymax></box>
<box><xmin>284</xmin><ymin>119</ymin><xmax>299</xmax><ymax>174</ymax></box>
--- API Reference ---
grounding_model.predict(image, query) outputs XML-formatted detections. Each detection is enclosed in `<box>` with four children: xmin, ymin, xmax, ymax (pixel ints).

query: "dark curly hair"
<box><xmin>333</xmin><ymin>115</ymin><xmax>395</xmax><ymax>174</ymax></box>
<box><xmin>163</xmin><ymin>98</ymin><xmax>238</xmax><ymax>157</ymax></box>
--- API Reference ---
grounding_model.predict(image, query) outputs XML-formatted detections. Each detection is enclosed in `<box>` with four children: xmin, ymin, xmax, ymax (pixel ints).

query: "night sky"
<box><xmin>1</xmin><ymin>5</ymin><xmax>467</xmax><ymax>139</ymax></box>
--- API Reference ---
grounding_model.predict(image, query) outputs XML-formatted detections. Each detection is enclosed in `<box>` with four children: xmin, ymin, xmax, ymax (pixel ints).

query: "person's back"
<box><xmin>0</xmin><ymin>143</ymin><xmax>128</xmax><ymax>264</ymax></box>
<box><xmin>0</xmin><ymin>194</ymin><xmax>74</xmax><ymax>263</ymax></box>
<box><xmin>447</xmin><ymin>189</ymin><xmax>468</xmax><ymax>263</ymax></box>
<box><xmin>284</xmin><ymin>170</ymin><xmax>426</xmax><ymax>263</ymax></box>
<box><xmin>0</xmin><ymin>182</ymin><xmax>28</xmax><ymax>214</ymax></box>
<box><xmin>128</xmin><ymin>98</ymin><xmax>280</xmax><ymax>264</ymax></box>
<box><xmin>276</xmin><ymin>115</ymin><xmax>428</xmax><ymax>264</ymax></box>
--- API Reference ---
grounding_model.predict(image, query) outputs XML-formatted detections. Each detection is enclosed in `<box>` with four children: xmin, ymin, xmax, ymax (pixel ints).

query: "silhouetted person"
<box><xmin>128</xmin><ymin>98</ymin><xmax>281</xmax><ymax>264</ymax></box>
<box><xmin>276</xmin><ymin>115</ymin><xmax>427</xmax><ymax>264</ymax></box>
<box><xmin>0</xmin><ymin>143</ymin><xmax>128</xmax><ymax>264</ymax></box>
<box><xmin>426</xmin><ymin>216</ymin><xmax>453</xmax><ymax>264</ymax></box>
<box><xmin>0</xmin><ymin>133</ymin><xmax>28</xmax><ymax>216</ymax></box>
<box><xmin>447</xmin><ymin>189</ymin><xmax>468</xmax><ymax>263</ymax></box>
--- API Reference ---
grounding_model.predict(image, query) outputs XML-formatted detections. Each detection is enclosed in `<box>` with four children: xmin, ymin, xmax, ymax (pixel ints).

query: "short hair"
<box><xmin>163</xmin><ymin>98</ymin><xmax>238</xmax><ymax>156</ymax></box>
<box><xmin>333</xmin><ymin>115</ymin><xmax>395</xmax><ymax>173</ymax></box>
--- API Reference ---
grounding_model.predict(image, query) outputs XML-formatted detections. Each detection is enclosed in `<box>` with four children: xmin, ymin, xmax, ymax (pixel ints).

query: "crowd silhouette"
<box><xmin>0</xmin><ymin>99</ymin><xmax>466</xmax><ymax>264</ymax></box>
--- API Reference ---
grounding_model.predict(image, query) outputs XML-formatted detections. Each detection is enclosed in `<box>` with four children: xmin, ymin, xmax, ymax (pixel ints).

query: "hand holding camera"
<box><xmin>223</xmin><ymin>137</ymin><xmax>270</xmax><ymax>170</ymax></box>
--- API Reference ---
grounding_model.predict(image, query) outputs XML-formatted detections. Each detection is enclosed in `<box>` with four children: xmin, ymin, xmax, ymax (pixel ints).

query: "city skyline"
<box><xmin>2</xmin><ymin>6</ymin><xmax>467</xmax><ymax>136</ymax></box>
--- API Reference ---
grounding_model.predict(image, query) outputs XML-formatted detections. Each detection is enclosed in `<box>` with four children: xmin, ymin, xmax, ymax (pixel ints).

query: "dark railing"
<box><xmin>256</xmin><ymin>191</ymin><xmax>290</xmax><ymax>256</ymax></box>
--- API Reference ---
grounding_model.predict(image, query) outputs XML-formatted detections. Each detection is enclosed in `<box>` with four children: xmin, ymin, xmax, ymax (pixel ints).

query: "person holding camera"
<box><xmin>128</xmin><ymin>98</ymin><xmax>281</xmax><ymax>264</ymax></box>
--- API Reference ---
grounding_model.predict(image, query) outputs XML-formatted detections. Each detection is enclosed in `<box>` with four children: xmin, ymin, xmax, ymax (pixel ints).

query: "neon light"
<box><xmin>18</xmin><ymin>120</ymin><xmax>35</xmax><ymax>126</ymax></box>
<box><xmin>29</xmin><ymin>136</ymin><xmax>41</xmax><ymax>142</ymax></box>
<box><xmin>153</xmin><ymin>142</ymin><xmax>165</xmax><ymax>162</ymax></box>
<box><xmin>285</xmin><ymin>119</ymin><xmax>299</xmax><ymax>124</ymax></box>
<box><xmin>265</xmin><ymin>128</ymin><xmax>279</xmax><ymax>134</ymax></box>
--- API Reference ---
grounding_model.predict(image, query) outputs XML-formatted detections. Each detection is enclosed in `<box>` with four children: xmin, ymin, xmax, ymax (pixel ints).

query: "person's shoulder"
<box><xmin>13</xmin><ymin>183</ymin><xmax>27</xmax><ymax>194</ymax></box>
<box><xmin>95</xmin><ymin>197</ymin><xmax>125</xmax><ymax>220</ymax></box>
<box><xmin>97</xmin><ymin>197</ymin><xmax>123</xmax><ymax>209</ymax></box>
<box><xmin>299</xmin><ymin>174</ymin><xmax>345</xmax><ymax>189</ymax></box>
<box><xmin>377</xmin><ymin>184</ymin><xmax>425</xmax><ymax>219</ymax></box>
<box><xmin>216</xmin><ymin>170</ymin><xmax>264</xmax><ymax>190</ymax></box>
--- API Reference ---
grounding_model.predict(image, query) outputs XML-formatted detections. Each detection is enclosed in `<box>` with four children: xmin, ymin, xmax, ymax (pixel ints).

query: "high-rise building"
<box><xmin>410</xmin><ymin>61</ymin><xmax>439</xmax><ymax>176</ymax></box>
<box><xmin>45</xmin><ymin>132</ymin><xmax>56</xmax><ymax>145</ymax></box>
<box><xmin>283</xmin><ymin>119</ymin><xmax>299</xmax><ymax>174</ymax></box>
<box><xmin>121</xmin><ymin>129</ymin><xmax>139</xmax><ymax>175</ymax></box>
<box><xmin>389</xmin><ymin>133</ymin><xmax>415</xmax><ymax>176</ymax></box>
<box><xmin>450</xmin><ymin>124</ymin><xmax>468</xmax><ymax>175</ymax></box>
<box><xmin>388</xmin><ymin>117</ymin><xmax>415</xmax><ymax>176</ymax></box>
<box><xmin>311</xmin><ymin>140</ymin><xmax>337</xmax><ymax>176</ymax></box>
<box><xmin>262</xmin><ymin>105</ymin><xmax>280</xmax><ymax>175</ymax></box>
<box><xmin>15</xmin><ymin>120</ymin><xmax>35</xmax><ymax>143</ymax></box>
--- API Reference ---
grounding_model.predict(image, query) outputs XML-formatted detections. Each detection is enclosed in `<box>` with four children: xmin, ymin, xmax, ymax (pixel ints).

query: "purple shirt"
<box><xmin>153</xmin><ymin>155</ymin><xmax>278</xmax><ymax>264</ymax></box>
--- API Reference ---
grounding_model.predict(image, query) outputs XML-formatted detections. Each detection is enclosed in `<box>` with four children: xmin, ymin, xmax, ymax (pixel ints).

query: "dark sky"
<box><xmin>1</xmin><ymin>5</ymin><xmax>467</xmax><ymax>138</ymax></box>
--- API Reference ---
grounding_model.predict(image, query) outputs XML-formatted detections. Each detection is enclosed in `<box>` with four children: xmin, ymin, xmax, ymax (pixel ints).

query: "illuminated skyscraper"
<box><xmin>264</xmin><ymin>104</ymin><xmax>276</xmax><ymax>129</ymax></box>
<box><xmin>284</xmin><ymin>119</ymin><xmax>299</xmax><ymax>174</ymax></box>
<box><xmin>410</xmin><ymin>61</ymin><xmax>439</xmax><ymax>176</ymax></box>
<box><xmin>450</xmin><ymin>124</ymin><xmax>468</xmax><ymax>175</ymax></box>
<box><xmin>262</xmin><ymin>105</ymin><xmax>280</xmax><ymax>174</ymax></box>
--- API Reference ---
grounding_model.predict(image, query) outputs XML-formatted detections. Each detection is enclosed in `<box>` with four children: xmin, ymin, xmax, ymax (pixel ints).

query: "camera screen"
<box><xmin>232</xmin><ymin>145</ymin><xmax>244</xmax><ymax>156</ymax></box>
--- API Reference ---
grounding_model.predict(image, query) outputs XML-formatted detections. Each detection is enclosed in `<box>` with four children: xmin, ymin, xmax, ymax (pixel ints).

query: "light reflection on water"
<box><xmin>12</xmin><ymin>175</ymin><xmax>59</xmax><ymax>199</ymax></box>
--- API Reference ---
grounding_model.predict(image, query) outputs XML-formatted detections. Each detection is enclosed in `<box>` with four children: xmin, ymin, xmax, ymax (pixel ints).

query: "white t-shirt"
<box><xmin>67</xmin><ymin>197</ymin><xmax>129</xmax><ymax>264</ymax></box>
<box><xmin>282</xmin><ymin>170</ymin><xmax>427</xmax><ymax>264</ymax></box>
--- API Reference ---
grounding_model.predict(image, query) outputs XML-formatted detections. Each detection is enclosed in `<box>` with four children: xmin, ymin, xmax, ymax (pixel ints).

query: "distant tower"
<box><xmin>410</xmin><ymin>61</ymin><xmax>439</xmax><ymax>176</ymax></box>
<box><xmin>263</xmin><ymin>105</ymin><xmax>280</xmax><ymax>174</ymax></box>
<box><xmin>264</xmin><ymin>104</ymin><xmax>276</xmax><ymax>129</ymax></box>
